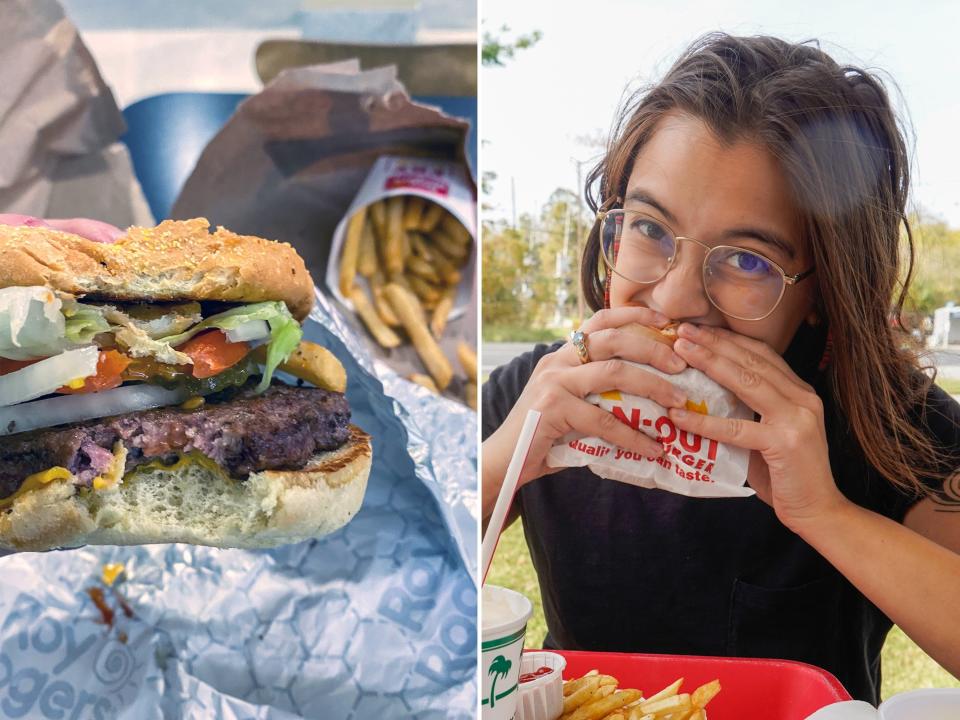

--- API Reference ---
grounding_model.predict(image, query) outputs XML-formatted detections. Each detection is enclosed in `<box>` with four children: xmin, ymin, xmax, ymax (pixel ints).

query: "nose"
<box><xmin>647</xmin><ymin>239</ymin><xmax>712</xmax><ymax>320</ymax></box>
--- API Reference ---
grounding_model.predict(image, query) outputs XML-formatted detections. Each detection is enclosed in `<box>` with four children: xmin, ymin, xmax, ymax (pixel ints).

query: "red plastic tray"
<box><xmin>546</xmin><ymin>650</ymin><xmax>851</xmax><ymax>719</ymax></box>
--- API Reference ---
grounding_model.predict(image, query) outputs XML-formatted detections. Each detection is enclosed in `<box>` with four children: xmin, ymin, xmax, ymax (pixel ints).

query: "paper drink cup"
<box><xmin>482</xmin><ymin>584</ymin><xmax>533</xmax><ymax>720</ymax></box>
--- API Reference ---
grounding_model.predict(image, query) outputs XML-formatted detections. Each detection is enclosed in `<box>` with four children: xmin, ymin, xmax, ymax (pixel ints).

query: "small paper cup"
<box><xmin>482</xmin><ymin>585</ymin><xmax>533</xmax><ymax>720</ymax></box>
<box><xmin>517</xmin><ymin>651</ymin><xmax>567</xmax><ymax>720</ymax></box>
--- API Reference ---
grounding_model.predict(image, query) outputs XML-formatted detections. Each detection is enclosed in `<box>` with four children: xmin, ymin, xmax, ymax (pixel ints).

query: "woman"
<box><xmin>482</xmin><ymin>34</ymin><xmax>960</xmax><ymax>704</ymax></box>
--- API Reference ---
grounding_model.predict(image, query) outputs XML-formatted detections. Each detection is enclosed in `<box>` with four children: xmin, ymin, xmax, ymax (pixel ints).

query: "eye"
<box><xmin>627</xmin><ymin>216</ymin><xmax>674</xmax><ymax>254</ymax></box>
<box><xmin>632</xmin><ymin>218</ymin><xmax>667</xmax><ymax>241</ymax></box>
<box><xmin>720</xmin><ymin>249</ymin><xmax>773</xmax><ymax>275</ymax></box>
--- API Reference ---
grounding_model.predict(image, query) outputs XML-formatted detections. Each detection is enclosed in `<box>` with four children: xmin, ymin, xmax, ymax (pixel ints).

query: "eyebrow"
<box><xmin>624</xmin><ymin>187</ymin><xmax>796</xmax><ymax>260</ymax></box>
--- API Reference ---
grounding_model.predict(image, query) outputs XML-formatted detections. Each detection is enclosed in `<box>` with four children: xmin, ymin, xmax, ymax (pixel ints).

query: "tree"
<box><xmin>903</xmin><ymin>216</ymin><xmax>960</xmax><ymax>316</ymax></box>
<box><xmin>482</xmin><ymin>25</ymin><xmax>543</xmax><ymax>67</ymax></box>
<box><xmin>482</xmin><ymin>188</ymin><xmax>593</xmax><ymax>341</ymax></box>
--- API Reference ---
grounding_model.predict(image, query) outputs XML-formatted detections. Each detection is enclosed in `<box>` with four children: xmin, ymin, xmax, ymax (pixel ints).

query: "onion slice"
<box><xmin>0</xmin><ymin>346</ymin><xmax>99</xmax><ymax>407</ymax></box>
<box><xmin>0</xmin><ymin>383</ymin><xmax>192</xmax><ymax>436</ymax></box>
<box><xmin>224</xmin><ymin>319</ymin><xmax>271</xmax><ymax>344</ymax></box>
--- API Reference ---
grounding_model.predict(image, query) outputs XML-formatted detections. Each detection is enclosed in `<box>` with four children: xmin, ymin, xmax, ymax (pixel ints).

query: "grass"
<box><xmin>935</xmin><ymin>377</ymin><xmax>960</xmax><ymax>396</ymax></box>
<box><xmin>488</xmin><ymin>519</ymin><xmax>959</xmax><ymax>701</ymax></box>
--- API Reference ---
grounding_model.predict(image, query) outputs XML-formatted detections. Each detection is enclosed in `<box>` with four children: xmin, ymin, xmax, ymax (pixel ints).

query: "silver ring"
<box><xmin>570</xmin><ymin>330</ymin><xmax>591</xmax><ymax>365</ymax></box>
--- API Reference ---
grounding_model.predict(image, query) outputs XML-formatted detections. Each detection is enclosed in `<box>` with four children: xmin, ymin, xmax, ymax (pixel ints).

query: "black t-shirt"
<box><xmin>482</xmin><ymin>323</ymin><xmax>960</xmax><ymax>705</ymax></box>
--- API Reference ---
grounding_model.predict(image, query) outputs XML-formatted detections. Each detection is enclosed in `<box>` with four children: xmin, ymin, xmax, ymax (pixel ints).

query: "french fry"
<box><xmin>465</xmin><ymin>381</ymin><xmax>476</xmax><ymax>411</ymax></box>
<box><xmin>605</xmin><ymin>714</ymin><xmax>625</xmax><ymax>720</ymax></box>
<box><xmin>457</xmin><ymin>341</ymin><xmax>477</xmax><ymax>382</ymax></box>
<box><xmin>420</xmin><ymin>201</ymin><xmax>445</xmax><ymax>232</ymax></box>
<box><xmin>564</xmin><ymin>674</ymin><xmax>599</xmax><ymax>697</ymax></box>
<box><xmin>384</xmin><ymin>283</ymin><xmax>453</xmax><ymax>390</ymax></box>
<box><xmin>369</xmin><ymin>271</ymin><xmax>400</xmax><ymax>327</ymax></box>
<box><xmin>338</xmin><ymin>208</ymin><xmax>365</xmax><ymax>295</ymax></box>
<box><xmin>440</xmin><ymin>212</ymin><xmax>471</xmax><ymax>247</ymax></box>
<box><xmin>568</xmin><ymin>690</ymin><xmax>641</xmax><ymax>720</ymax></box>
<box><xmin>563</xmin><ymin>677</ymin><xmax>602</xmax><ymax>714</ymax></box>
<box><xmin>368</xmin><ymin>200</ymin><xmax>387</xmax><ymax>241</ymax></box>
<box><xmin>691</xmin><ymin>680</ymin><xmax>720</xmax><ymax>708</ymax></box>
<box><xmin>357</xmin><ymin>221</ymin><xmax>378</xmax><ymax>278</ymax></box>
<box><xmin>430</xmin><ymin>286</ymin><xmax>456</xmax><ymax>338</ymax></box>
<box><xmin>430</xmin><ymin>245</ymin><xmax>463</xmax><ymax>285</ymax></box>
<box><xmin>644</xmin><ymin>679</ymin><xmax>683</xmax><ymax>705</ymax></box>
<box><xmin>400</xmin><ymin>229</ymin><xmax>412</xmax><ymax>265</ymax></box>
<box><xmin>250</xmin><ymin>341</ymin><xmax>346</xmax><ymax>393</ymax></box>
<box><xmin>384</xmin><ymin>196</ymin><xmax>406</xmax><ymax>274</ymax></box>
<box><xmin>403</xmin><ymin>196</ymin><xmax>426</xmax><ymax>229</ymax></box>
<box><xmin>407</xmin><ymin>254</ymin><xmax>441</xmax><ymax>284</ymax></box>
<box><xmin>407</xmin><ymin>373</ymin><xmax>439</xmax><ymax>394</ymax></box>
<box><xmin>409</xmin><ymin>231</ymin><xmax>434</xmax><ymax>262</ymax></box>
<box><xmin>688</xmin><ymin>710</ymin><xmax>705</xmax><ymax>720</ymax></box>
<box><xmin>638</xmin><ymin>693</ymin><xmax>691</xmax><ymax>717</ymax></box>
<box><xmin>349</xmin><ymin>286</ymin><xmax>401</xmax><ymax>349</ymax></box>
<box><xmin>408</xmin><ymin>274</ymin><xmax>442</xmax><ymax>304</ymax></box>
<box><xmin>429</xmin><ymin>228</ymin><xmax>470</xmax><ymax>263</ymax></box>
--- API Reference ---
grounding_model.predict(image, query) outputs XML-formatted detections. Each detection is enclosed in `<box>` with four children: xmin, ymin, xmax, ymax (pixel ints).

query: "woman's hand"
<box><xmin>667</xmin><ymin>323</ymin><xmax>849</xmax><ymax>531</ymax></box>
<box><xmin>0</xmin><ymin>214</ymin><xmax>123</xmax><ymax>243</ymax></box>
<box><xmin>482</xmin><ymin>307</ymin><xmax>689</xmax><ymax>520</ymax></box>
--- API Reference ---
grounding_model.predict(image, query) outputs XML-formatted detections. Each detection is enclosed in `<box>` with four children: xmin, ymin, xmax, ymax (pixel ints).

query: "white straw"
<box><xmin>481</xmin><ymin>409</ymin><xmax>542</xmax><ymax>583</ymax></box>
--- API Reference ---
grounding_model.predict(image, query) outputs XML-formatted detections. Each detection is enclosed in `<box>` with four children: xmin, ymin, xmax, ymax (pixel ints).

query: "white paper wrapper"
<box><xmin>0</xmin><ymin>289</ymin><xmax>477</xmax><ymax>719</ymax></box>
<box><xmin>547</xmin><ymin>362</ymin><xmax>755</xmax><ymax>498</ymax></box>
<box><xmin>326</xmin><ymin>155</ymin><xmax>476</xmax><ymax>320</ymax></box>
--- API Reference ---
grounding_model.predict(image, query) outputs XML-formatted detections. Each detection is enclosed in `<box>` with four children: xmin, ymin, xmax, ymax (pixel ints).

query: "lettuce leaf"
<box><xmin>255</xmin><ymin>311</ymin><xmax>303</xmax><ymax>393</ymax></box>
<box><xmin>159</xmin><ymin>301</ymin><xmax>294</xmax><ymax>347</ymax></box>
<box><xmin>63</xmin><ymin>304</ymin><xmax>110</xmax><ymax>343</ymax></box>
<box><xmin>0</xmin><ymin>287</ymin><xmax>67</xmax><ymax>359</ymax></box>
<box><xmin>158</xmin><ymin>301</ymin><xmax>302</xmax><ymax>394</ymax></box>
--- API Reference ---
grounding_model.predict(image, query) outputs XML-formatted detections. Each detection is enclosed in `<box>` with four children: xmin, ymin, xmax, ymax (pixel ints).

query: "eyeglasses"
<box><xmin>597</xmin><ymin>208</ymin><xmax>815</xmax><ymax>321</ymax></box>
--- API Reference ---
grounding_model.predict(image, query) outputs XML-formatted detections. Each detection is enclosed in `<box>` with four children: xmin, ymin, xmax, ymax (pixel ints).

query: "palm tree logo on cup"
<box><xmin>488</xmin><ymin>655</ymin><xmax>513</xmax><ymax>709</ymax></box>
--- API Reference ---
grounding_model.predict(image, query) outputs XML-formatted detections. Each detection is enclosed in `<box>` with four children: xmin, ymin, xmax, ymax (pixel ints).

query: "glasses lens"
<box><xmin>704</xmin><ymin>246</ymin><xmax>785</xmax><ymax>320</ymax></box>
<box><xmin>601</xmin><ymin>211</ymin><xmax>674</xmax><ymax>283</ymax></box>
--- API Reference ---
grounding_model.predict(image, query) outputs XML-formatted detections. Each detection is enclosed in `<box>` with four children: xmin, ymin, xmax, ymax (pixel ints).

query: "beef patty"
<box><xmin>0</xmin><ymin>383</ymin><xmax>351</xmax><ymax>499</ymax></box>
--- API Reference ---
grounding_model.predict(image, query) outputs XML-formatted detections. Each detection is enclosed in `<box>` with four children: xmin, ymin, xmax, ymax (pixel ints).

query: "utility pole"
<box><xmin>573</xmin><ymin>158</ymin><xmax>587</xmax><ymax>325</ymax></box>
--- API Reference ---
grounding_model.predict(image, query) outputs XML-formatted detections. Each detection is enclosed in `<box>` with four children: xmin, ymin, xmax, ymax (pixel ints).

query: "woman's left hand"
<box><xmin>667</xmin><ymin>323</ymin><xmax>849</xmax><ymax>531</ymax></box>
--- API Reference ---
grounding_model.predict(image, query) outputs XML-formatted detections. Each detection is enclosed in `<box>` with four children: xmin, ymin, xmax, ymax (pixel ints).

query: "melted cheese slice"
<box><xmin>0</xmin><ymin>466</ymin><xmax>73</xmax><ymax>510</ymax></box>
<box><xmin>126</xmin><ymin>451</ymin><xmax>228</xmax><ymax>481</ymax></box>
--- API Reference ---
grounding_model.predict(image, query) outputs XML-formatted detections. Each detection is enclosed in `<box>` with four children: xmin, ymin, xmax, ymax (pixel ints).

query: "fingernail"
<box><xmin>680</xmin><ymin>323</ymin><xmax>700</xmax><ymax>337</ymax></box>
<box><xmin>675</xmin><ymin>338</ymin><xmax>695</xmax><ymax>352</ymax></box>
<box><xmin>672</xmin><ymin>408</ymin><xmax>688</xmax><ymax>420</ymax></box>
<box><xmin>651</xmin><ymin>310</ymin><xmax>669</xmax><ymax>324</ymax></box>
<box><xmin>672</xmin><ymin>391</ymin><xmax>687</xmax><ymax>407</ymax></box>
<box><xmin>668</xmin><ymin>354</ymin><xmax>686</xmax><ymax>371</ymax></box>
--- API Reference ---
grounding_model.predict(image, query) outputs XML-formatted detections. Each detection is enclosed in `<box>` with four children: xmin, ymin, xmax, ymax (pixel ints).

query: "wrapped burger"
<box><xmin>547</xmin><ymin>324</ymin><xmax>755</xmax><ymax>498</ymax></box>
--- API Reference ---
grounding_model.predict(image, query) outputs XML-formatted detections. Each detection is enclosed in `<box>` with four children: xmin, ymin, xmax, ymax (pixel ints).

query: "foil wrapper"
<box><xmin>0</xmin><ymin>289</ymin><xmax>477</xmax><ymax>718</ymax></box>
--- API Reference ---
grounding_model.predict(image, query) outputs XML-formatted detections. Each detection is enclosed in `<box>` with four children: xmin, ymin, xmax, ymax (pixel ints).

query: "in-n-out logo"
<box><xmin>0</xmin><ymin>592</ymin><xmax>143</xmax><ymax>719</ymax></box>
<box><xmin>384</xmin><ymin>160</ymin><xmax>452</xmax><ymax>196</ymax></box>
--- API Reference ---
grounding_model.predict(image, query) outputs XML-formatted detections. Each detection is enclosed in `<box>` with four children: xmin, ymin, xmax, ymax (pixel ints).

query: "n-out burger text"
<box><xmin>547</xmin><ymin>360</ymin><xmax>755</xmax><ymax>498</ymax></box>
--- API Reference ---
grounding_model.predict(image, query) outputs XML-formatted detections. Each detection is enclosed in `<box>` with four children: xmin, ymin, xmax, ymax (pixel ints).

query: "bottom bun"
<box><xmin>0</xmin><ymin>425</ymin><xmax>372</xmax><ymax>552</ymax></box>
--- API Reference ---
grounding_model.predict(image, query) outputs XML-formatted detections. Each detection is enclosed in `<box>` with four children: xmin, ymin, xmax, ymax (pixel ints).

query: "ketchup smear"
<box><xmin>519</xmin><ymin>666</ymin><xmax>553</xmax><ymax>683</ymax></box>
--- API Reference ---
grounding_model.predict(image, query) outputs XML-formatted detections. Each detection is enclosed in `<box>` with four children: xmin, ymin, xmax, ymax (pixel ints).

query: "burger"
<box><xmin>0</xmin><ymin>218</ymin><xmax>371</xmax><ymax>551</ymax></box>
<box><xmin>621</xmin><ymin>321</ymin><xmax>679</xmax><ymax>348</ymax></box>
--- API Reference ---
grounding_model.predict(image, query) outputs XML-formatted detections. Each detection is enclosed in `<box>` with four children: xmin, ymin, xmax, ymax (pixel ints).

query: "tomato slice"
<box><xmin>58</xmin><ymin>350</ymin><xmax>132</xmax><ymax>394</ymax></box>
<box><xmin>0</xmin><ymin>357</ymin><xmax>42</xmax><ymax>375</ymax></box>
<box><xmin>178</xmin><ymin>330</ymin><xmax>250</xmax><ymax>379</ymax></box>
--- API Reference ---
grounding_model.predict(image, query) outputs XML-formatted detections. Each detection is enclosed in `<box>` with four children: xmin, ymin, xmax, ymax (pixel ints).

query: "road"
<box><xmin>483</xmin><ymin>343</ymin><xmax>960</xmax><ymax>380</ymax></box>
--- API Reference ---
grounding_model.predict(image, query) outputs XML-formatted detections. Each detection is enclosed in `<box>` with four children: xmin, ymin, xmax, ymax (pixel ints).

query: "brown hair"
<box><xmin>581</xmin><ymin>33</ymin><xmax>944</xmax><ymax>498</ymax></box>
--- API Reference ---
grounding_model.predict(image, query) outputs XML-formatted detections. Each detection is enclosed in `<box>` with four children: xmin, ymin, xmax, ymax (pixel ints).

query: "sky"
<box><xmin>481</xmin><ymin>0</ymin><xmax>960</xmax><ymax>227</ymax></box>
